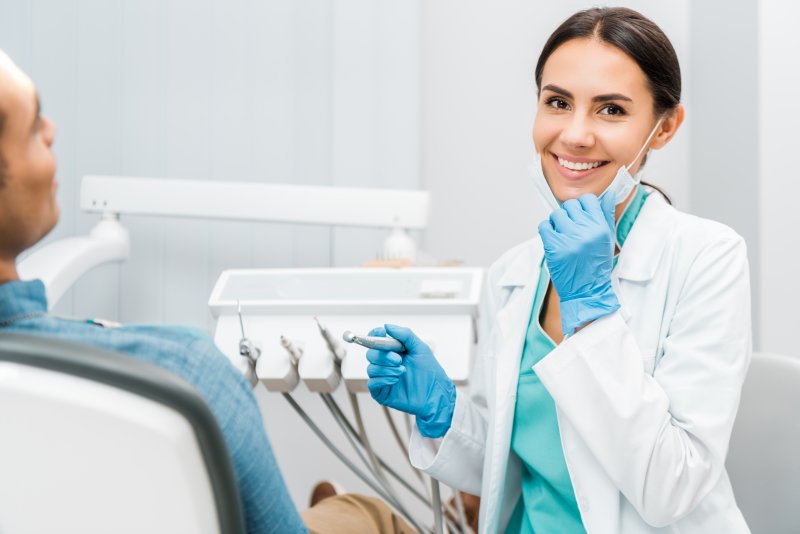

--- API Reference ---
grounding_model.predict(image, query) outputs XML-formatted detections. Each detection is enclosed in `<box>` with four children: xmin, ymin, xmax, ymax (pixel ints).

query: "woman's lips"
<box><xmin>551</xmin><ymin>153</ymin><xmax>610</xmax><ymax>181</ymax></box>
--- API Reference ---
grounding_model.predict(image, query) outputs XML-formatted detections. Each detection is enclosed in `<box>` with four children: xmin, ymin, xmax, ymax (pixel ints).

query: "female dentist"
<box><xmin>365</xmin><ymin>7</ymin><xmax>752</xmax><ymax>534</ymax></box>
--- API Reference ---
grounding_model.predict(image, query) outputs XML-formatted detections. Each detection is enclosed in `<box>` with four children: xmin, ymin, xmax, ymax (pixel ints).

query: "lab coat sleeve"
<box><xmin>533</xmin><ymin>233</ymin><xmax>751</xmax><ymax>527</ymax></box>
<box><xmin>408</xmin><ymin>274</ymin><xmax>496</xmax><ymax>496</ymax></box>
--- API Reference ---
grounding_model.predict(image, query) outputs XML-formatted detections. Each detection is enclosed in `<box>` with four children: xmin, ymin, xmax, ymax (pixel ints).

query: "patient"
<box><xmin>0</xmin><ymin>50</ymin><xmax>416</xmax><ymax>534</ymax></box>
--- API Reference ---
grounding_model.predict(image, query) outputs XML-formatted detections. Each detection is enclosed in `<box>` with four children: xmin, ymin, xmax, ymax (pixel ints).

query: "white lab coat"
<box><xmin>409</xmin><ymin>193</ymin><xmax>752</xmax><ymax>533</ymax></box>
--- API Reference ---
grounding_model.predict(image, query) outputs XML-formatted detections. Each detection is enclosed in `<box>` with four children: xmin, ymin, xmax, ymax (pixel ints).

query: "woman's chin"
<box><xmin>551</xmin><ymin>181</ymin><xmax>609</xmax><ymax>202</ymax></box>
<box><xmin>554</xmin><ymin>186</ymin><xmax>590</xmax><ymax>203</ymax></box>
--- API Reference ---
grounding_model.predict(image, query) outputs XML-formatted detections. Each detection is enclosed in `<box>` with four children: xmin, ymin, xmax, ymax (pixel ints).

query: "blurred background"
<box><xmin>0</xmin><ymin>0</ymin><xmax>793</xmax><ymax>514</ymax></box>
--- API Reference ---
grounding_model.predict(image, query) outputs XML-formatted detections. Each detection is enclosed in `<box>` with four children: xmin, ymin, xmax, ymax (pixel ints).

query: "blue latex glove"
<box><xmin>537</xmin><ymin>192</ymin><xmax>621</xmax><ymax>336</ymax></box>
<box><xmin>365</xmin><ymin>324</ymin><xmax>456</xmax><ymax>438</ymax></box>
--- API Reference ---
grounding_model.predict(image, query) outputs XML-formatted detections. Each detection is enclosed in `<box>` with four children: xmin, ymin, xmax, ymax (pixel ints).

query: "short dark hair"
<box><xmin>535</xmin><ymin>7</ymin><xmax>682</xmax><ymax>117</ymax></box>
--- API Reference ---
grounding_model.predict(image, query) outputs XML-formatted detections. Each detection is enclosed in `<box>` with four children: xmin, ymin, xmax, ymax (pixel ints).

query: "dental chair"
<box><xmin>0</xmin><ymin>332</ymin><xmax>246</xmax><ymax>534</ymax></box>
<box><xmin>727</xmin><ymin>351</ymin><xmax>800</xmax><ymax>534</ymax></box>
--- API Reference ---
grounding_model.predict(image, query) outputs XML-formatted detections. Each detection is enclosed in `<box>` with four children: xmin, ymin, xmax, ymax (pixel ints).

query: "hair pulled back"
<box><xmin>535</xmin><ymin>7</ymin><xmax>681</xmax><ymax>117</ymax></box>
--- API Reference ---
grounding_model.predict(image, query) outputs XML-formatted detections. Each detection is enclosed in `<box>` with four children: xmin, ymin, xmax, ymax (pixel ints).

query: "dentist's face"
<box><xmin>533</xmin><ymin>38</ymin><xmax>661</xmax><ymax>203</ymax></box>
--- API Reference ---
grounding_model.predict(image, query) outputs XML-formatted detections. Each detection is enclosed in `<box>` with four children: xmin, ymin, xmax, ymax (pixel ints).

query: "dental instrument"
<box><xmin>280</xmin><ymin>335</ymin><xmax>303</xmax><ymax>365</ymax></box>
<box><xmin>343</xmin><ymin>331</ymin><xmax>405</xmax><ymax>353</ymax></box>
<box><xmin>237</xmin><ymin>300</ymin><xmax>261</xmax><ymax>387</ymax></box>
<box><xmin>315</xmin><ymin>316</ymin><xmax>346</xmax><ymax>363</ymax></box>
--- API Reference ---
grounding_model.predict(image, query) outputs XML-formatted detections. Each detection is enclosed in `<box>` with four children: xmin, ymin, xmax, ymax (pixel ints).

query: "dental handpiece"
<box><xmin>342</xmin><ymin>331</ymin><xmax>405</xmax><ymax>353</ymax></box>
<box><xmin>314</xmin><ymin>316</ymin><xmax>346</xmax><ymax>362</ymax></box>
<box><xmin>280</xmin><ymin>335</ymin><xmax>303</xmax><ymax>365</ymax></box>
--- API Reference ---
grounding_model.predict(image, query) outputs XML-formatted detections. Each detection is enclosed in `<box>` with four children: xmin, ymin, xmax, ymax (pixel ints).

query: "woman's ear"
<box><xmin>650</xmin><ymin>104</ymin><xmax>685</xmax><ymax>150</ymax></box>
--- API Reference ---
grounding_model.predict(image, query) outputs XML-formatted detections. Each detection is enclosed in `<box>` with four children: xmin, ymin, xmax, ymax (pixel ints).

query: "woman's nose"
<box><xmin>559</xmin><ymin>115</ymin><xmax>595</xmax><ymax>149</ymax></box>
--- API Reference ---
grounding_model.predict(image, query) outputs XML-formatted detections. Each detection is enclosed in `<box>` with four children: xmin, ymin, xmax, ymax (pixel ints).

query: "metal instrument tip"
<box><xmin>342</xmin><ymin>330</ymin><xmax>356</xmax><ymax>343</ymax></box>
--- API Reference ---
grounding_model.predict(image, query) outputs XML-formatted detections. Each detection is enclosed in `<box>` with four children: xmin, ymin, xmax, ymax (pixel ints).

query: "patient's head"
<box><xmin>0</xmin><ymin>50</ymin><xmax>59</xmax><ymax>266</ymax></box>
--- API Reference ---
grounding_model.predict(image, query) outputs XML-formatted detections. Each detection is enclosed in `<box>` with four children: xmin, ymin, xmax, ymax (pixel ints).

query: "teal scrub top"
<box><xmin>507</xmin><ymin>186</ymin><xmax>650</xmax><ymax>533</ymax></box>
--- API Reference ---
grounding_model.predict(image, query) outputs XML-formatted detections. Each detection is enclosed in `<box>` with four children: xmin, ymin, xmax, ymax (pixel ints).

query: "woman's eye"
<box><xmin>545</xmin><ymin>97</ymin><xmax>570</xmax><ymax>110</ymax></box>
<box><xmin>599</xmin><ymin>104</ymin><xmax>626</xmax><ymax>116</ymax></box>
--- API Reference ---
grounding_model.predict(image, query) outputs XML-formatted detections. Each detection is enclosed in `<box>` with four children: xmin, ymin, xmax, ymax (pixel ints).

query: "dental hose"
<box><xmin>282</xmin><ymin>393</ymin><xmax>400</xmax><ymax>512</ymax></box>
<box><xmin>318</xmin><ymin>393</ymin><xmax>427</xmax><ymax>533</ymax></box>
<box><xmin>321</xmin><ymin>394</ymin><xmax>463</xmax><ymax>533</ymax></box>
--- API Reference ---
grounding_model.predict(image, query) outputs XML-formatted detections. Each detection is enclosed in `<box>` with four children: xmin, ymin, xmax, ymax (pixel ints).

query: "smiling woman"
<box><xmin>532</xmin><ymin>7</ymin><xmax>683</xmax><ymax>212</ymax></box>
<box><xmin>365</xmin><ymin>7</ymin><xmax>753</xmax><ymax>534</ymax></box>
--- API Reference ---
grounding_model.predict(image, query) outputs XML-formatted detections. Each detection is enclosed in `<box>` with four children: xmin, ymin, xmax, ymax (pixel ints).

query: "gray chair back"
<box><xmin>727</xmin><ymin>351</ymin><xmax>800</xmax><ymax>533</ymax></box>
<box><xmin>0</xmin><ymin>332</ymin><xmax>246</xmax><ymax>534</ymax></box>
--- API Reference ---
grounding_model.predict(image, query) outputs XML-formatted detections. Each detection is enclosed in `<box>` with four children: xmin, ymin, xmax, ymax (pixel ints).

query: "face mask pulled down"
<box><xmin>530</xmin><ymin>117</ymin><xmax>664</xmax><ymax>213</ymax></box>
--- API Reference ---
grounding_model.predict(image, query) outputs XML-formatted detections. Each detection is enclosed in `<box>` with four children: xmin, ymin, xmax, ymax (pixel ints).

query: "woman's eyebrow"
<box><xmin>541</xmin><ymin>84</ymin><xmax>632</xmax><ymax>103</ymax></box>
<box><xmin>592</xmin><ymin>93</ymin><xmax>633</xmax><ymax>103</ymax></box>
<box><xmin>542</xmin><ymin>84</ymin><xmax>572</xmax><ymax>98</ymax></box>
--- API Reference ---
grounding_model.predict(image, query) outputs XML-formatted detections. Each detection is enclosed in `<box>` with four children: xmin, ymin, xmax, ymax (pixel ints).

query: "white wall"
<box><xmin>3</xmin><ymin>0</ymin><xmax>419</xmax><ymax>331</ymax></box>
<box><xmin>758</xmin><ymin>0</ymin><xmax>799</xmax><ymax>356</ymax></box>
<box><xmin>689</xmin><ymin>0</ymin><xmax>760</xmax><ymax>346</ymax></box>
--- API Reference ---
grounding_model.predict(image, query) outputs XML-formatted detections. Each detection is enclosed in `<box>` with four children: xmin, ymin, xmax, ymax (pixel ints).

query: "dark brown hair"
<box><xmin>536</xmin><ymin>7</ymin><xmax>681</xmax><ymax>115</ymax></box>
<box><xmin>535</xmin><ymin>7</ymin><xmax>681</xmax><ymax>201</ymax></box>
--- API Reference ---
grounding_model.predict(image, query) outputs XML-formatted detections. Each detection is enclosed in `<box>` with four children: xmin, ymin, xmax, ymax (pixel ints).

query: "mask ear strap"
<box><xmin>627</xmin><ymin>115</ymin><xmax>665</xmax><ymax>170</ymax></box>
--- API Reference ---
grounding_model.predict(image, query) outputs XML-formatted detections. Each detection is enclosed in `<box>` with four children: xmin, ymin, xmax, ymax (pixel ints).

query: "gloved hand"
<box><xmin>365</xmin><ymin>324</ymin><xmax>456</xmax><ymax>438</ymax></box>
<box><xmin>537</xmin><ymin>192</ymin><xmax>620</xmax><ymax>336</ymax></box>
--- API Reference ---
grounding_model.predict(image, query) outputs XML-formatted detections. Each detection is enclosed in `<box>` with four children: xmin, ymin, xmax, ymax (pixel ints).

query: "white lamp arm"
<box><xmin>17</xmin><ymin>214</ymin><xmax>130</xmax><ymax>309</ymax></box>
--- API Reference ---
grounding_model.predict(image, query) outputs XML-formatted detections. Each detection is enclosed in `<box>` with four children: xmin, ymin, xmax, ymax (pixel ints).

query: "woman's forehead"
<box><xmin>540</xmin><ymin>38</ymin><xmax>650</xmax><ymax>99</ymax></box>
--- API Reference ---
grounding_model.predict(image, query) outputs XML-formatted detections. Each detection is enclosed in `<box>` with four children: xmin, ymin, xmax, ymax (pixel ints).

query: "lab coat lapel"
<box><xmin>483</xmin><ymin>240</ymin><xmax>542</xmax><ymax>530</ymax></box>
<box><xmin>614</xmin><ymin>194</ymin><xmax>673</xmax><ymax>282</ymax></box>
<box><xmin>495</xmin><ymin>240</ymin><xmax>542</xmax><ymax>394</ymax></box>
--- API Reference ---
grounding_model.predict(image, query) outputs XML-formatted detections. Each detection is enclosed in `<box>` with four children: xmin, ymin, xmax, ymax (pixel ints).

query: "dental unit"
<box><xmin>21</xmin><ymin>174</ymin><xmax>482</xmax><ymax>534</ymax></box>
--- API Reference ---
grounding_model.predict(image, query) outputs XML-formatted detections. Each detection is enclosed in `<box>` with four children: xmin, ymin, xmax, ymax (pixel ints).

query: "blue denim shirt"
<box><xmin>0</xmin><ymin>279</ymin><xmax>306</xmax><ymax>534</ymax></box>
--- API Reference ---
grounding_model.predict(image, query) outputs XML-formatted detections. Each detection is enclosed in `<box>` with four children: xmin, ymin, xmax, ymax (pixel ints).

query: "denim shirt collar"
<box><xmin>0</xmin><ymin>279</ymin><xmax>48</xmax><ymax>326</ymax></box>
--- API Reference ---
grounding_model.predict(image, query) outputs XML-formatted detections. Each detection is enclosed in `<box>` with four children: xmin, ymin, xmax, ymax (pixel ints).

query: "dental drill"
<box><xmin>342</xmin><ymin>331</ymin><xmax>405</xmax><ymax>353</ymax></box>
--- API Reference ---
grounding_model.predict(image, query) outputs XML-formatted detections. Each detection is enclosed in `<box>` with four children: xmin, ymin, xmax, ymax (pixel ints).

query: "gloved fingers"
<box><xmin>549</xmin><ymin>208</ymin><xmax>572</xmax><ymax>233</ymax></box>
<box><xmin>598</xmin><ymin>190</ymin><xmax>617</xmax><ymax>233</ymax></box>
<box><xmin>366</xmin><ymin>348</ymin><xmax>403</xmax><ymax>366</ymax></box>
<box><xmin>367</xmin><ymin>363</ymin><xmax>406</xmax><ymax>378</ymax></box>
<box><xmin>538</xmin><ymin>219</ymin><xmax>557</xmax><ymax>244</ymax></box>
<box><xmin>367</xmin><ymin>382</ymin><xmax>390</xmax><ymax>404</ymax></box>
<box><xmin>561</xmin><ymin>198</ymin><xmax>585</xmax><ymax>221</ymax></box>
<box><xmin>368</xmin><ymin>326</ymin><xmax>387</xmax><ymax>337</ymax></box>
<box><xmin>368</xmin><ymin>376</ymin><xmax>401</xmax><ymax>392</ymax></box>
<box><xmin>575</xmin><ymin>192</ymin><xmax>603</xmax><ymax>219</ymax></box>
<box><xmin>384</xmin><ymin>324</ymin><xmax>426</xmax><ymax>352</ymax></box>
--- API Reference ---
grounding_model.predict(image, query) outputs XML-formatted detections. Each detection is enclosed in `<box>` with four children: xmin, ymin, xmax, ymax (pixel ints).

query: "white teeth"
<box><xmin>558</xmin><ymin>157</ymin><xmax>604</xmax><ymax>171</ymax></box>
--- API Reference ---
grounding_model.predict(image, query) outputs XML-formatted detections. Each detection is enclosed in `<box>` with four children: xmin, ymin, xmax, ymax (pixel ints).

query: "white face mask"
<box><xmin>530</xmin><ymin>116</ymin><xmax>665</xmax><ymax>212</ymax></box>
